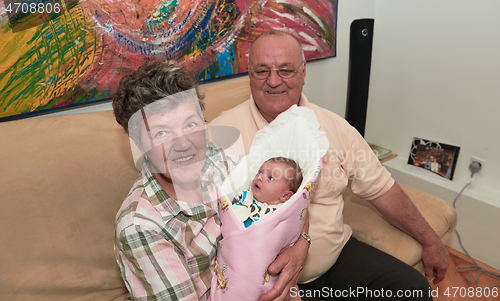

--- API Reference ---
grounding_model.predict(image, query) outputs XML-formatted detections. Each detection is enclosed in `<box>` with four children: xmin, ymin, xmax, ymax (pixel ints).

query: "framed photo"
<box><xmin>407</xmin><ymin>138</ymin><xmax>460</xmax><ymax>180</ymax></box>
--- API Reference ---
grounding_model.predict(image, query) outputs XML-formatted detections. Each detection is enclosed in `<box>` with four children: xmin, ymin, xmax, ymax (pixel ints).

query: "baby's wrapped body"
<box><xmin>232</xmin><ymin>190</ymin><xmax>282</xmax><ymax>228</ymax></box>
<box><xmin>209</xmin><ymin>106</ymin><xmax>329</xmax><ymax>301</ymax></box>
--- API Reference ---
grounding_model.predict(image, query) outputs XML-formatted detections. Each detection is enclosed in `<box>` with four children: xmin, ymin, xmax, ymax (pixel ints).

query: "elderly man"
<box><xmin>209</xmin><ymin>30</ymin><xmax>449</xmax><ymax>301</ymax></box>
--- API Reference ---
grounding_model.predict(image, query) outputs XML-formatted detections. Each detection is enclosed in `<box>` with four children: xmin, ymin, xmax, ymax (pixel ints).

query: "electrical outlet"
<box><xmin>470</xmin><ymin>156</ymin><xmax>486</xmax><ymax>175</ymax></box>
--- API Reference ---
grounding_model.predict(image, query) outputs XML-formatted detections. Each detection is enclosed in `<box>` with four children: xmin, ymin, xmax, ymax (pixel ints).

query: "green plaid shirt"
<box><xmin>115</xmin><ymin>142</ymin><xmax>239</xmax><ymax>301</ymax></box>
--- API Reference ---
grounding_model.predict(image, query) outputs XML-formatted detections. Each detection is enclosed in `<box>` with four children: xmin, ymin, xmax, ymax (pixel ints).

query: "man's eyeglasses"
<box><xmin>250</xmin><ymin>61</ymin><xmax>305</xmax><ymax>80</ymax></box>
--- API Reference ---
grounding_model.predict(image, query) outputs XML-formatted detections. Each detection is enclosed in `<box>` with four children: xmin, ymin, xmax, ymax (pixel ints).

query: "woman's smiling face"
<box><xmin>138</xmin><ymin>98</ymin><xmax>206</xmax><ymax>186</ymax></box>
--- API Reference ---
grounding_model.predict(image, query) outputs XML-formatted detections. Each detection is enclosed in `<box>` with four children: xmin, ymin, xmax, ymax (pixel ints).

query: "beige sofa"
<box><xmin>0</xmin><ymin>76</ymin><xmax>457</xmax><ymax>300</ymax></box>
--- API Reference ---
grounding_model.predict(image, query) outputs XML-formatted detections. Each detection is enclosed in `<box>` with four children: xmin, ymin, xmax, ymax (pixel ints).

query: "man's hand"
<box><xmin>421</xmin><ymin>239</ymin><xmax>449</xmax><ymax>284</ymax></box>
<box><xmin>258</xmin><ymin>237</ymin><xmax>309</xmax><ymax>301</ymax></box>
<box><xmin>290</xmin><ymin>286</ymin><xmax>303</xmax><ymax>301</ymax></box>
<box><xmin>369</xmin><ymin>183</ymin><xmax>450</xmax><ymax>284</ymax></box>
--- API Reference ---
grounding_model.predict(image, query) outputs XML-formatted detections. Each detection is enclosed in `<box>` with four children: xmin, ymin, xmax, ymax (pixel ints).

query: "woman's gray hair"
<box><xmin>112</xmin><ymin>60</ymin><xmax>204</xmax><ymax>135</ymax></box>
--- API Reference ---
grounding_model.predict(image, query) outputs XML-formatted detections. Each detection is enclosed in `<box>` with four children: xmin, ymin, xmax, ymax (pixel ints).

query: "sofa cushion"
<box><xmin>0</xmin><ymin>111</ymin><xmax>137</xmax><ymax>300</ymax></box>
<box><xmin>342</xmin><ymin>183</ymin><xmax>457</xmax><ymax>272</ymax></box>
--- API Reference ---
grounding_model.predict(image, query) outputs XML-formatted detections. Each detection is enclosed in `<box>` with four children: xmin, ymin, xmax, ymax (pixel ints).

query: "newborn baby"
<box><xmin>232</xmin><ymin>157</ymin><xmax>303</xmax><ymax>227</ymax></box>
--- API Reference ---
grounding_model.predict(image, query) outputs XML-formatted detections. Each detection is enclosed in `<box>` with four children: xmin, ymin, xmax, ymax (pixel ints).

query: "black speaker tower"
<box><xmin>345</xmin><ymin>19</ymin><xmax>374</xmax><ymax>137</ymax></box>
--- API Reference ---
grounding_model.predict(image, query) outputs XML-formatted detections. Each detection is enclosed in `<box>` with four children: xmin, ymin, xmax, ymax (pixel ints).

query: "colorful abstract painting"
<box><xmin>0</xmin><ymin>0</ymin><xmax>337</xmax><ymax>121</ymax></box>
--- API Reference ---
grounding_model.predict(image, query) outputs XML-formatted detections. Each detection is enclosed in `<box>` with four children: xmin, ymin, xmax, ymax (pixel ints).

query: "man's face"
<box><xmin>248</xmin><ymin>34</ymin><xmax>306</xmax><ymax>123</ymax></box>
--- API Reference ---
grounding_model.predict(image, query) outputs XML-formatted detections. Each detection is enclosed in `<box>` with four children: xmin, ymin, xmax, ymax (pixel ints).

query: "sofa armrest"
<box><xmin>342</xmin><ymin>183</ymin><xmax>457</xmax><ymax>272</ymax></box>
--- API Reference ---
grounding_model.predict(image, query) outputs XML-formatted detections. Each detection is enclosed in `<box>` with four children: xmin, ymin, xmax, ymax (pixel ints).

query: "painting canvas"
<box><xmin>0</xmin><ymin>0</ymin><xmax>338</xmax><ymax>121</ymax></box>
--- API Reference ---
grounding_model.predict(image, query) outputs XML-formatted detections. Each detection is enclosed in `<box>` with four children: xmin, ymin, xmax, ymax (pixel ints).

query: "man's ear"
<box><xmin>280</xmin><ymin>191</ymin><xmax>294</xmax><ymax>203</ymax></box>
<box><xmin>302</xmin><ymin>62</ymin><xmax>306</xmax><ymax>85</ymax></box>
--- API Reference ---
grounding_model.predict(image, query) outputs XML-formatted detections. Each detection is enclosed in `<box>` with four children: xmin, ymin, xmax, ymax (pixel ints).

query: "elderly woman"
<box><xmin>112</xmin><ymin>60</ymin><xmax>239</xmax><ymax>301</ymax></box>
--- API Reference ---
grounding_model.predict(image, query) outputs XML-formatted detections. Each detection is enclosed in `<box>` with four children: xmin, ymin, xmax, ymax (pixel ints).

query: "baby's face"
<box><xmin>251</xmin><ymin>161</ymin><xmax>293</xmax><ymax>205</ymax></box>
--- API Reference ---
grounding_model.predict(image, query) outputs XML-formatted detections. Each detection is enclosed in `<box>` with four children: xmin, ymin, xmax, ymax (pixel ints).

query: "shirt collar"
<box><xmin>142</xmin><ymin>160</ymin><xmax>171</xmax><ymax>206</ymax></box>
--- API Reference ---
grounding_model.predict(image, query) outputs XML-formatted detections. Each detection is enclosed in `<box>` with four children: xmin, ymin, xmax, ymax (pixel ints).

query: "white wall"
<box><xmin>365</xmin><ymin>0</ymin><xmax>500</xmax><ymax>269</ymax></box>
<box><xmin>368</xmin><ymin>0</ymin><xmax>500</xmax><ymax>195</ymax></box>
<box><xmin>32</xmin><ymin>102</ymin><xmax>113</xmax><ymax>118</ymax></box>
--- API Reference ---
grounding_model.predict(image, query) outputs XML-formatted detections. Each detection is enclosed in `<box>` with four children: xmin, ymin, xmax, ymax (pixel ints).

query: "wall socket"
<box><xmin>470</xmin><ymin>156</ymin><xmax>486</xmax><ymax>175</ymax></box>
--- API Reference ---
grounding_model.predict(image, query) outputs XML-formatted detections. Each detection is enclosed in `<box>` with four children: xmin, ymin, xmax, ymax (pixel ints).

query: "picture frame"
<box><xmin>407</xmin><ymin>137</ymin><xmax>460</xmax><ymax>180</ymax></box>
<box><xmin>0</xmin><ymin>0</ymin><xmax>338</xmax><ymax>121</ymax></box>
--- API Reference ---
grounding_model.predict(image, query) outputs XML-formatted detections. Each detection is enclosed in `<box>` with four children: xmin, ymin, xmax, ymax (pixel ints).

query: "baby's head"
<box><xmin>251</xmin><ymin>157</ymin><xmax>303</xmax><ymax>205</ymax></box>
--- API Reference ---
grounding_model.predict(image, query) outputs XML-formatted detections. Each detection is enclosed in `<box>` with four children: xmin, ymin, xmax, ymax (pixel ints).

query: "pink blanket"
<box><xmin>209</xmin><ymin>162</ymin><xmax>321</xmax><ymax>301</ymax></box>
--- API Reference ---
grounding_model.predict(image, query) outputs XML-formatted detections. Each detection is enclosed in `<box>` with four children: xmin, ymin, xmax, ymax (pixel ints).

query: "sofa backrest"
<box><xmin>0</xmin><ymin>75</ymin><xmax>251</xmax><ymax>300</ymax></box>
<box><xmin>201</xmin><ymin>75</ymin><xmax>251</xmax><ymax>123</ymax></box>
